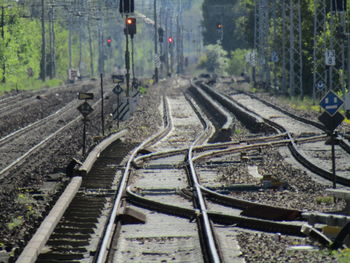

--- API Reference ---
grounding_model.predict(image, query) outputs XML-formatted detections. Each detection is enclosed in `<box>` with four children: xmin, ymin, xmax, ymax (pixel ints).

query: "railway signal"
<box><xmin>318</xmin><ymin>90</ymin><xmax>345</xmax><ymax>189</ymax></box>
<box><xmin>125</xmin><ymin>17</ymin><xmax>136</xmax><ymax>36</ymax></box>
<box><xmin>167</xmin><ymin>36</ymin><xmax>174</xmax><ymax>44</ymax></box>
<box><xmin>216</xmin><ymin>23</ymin><xmax>223</xmax><ymax>29</ymax></box>
<box><xmin>77</xmin><ymin>101</ymin><xmax>93</xmax><ymax>156</ymax></box>
<box><xmin>158</xmin><ymin>27</ymin><xmax>164</xmax><ymax>42</ymax></box>
<box><xmin>107</xmin><ymin>37</ymin><xmax>112</xmax><ymax>47</ymax></box>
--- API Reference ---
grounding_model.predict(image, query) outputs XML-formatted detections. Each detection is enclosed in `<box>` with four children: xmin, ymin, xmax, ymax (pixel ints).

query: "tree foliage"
<box><xmin>202</xmin><ymin>0</ymin><xmax>350</xmax><ymax>96</ymax></box>
<box><xmin>197</xmin><ymin>43</ymin><xmax>228</xmax><ymax>74</ymax></box>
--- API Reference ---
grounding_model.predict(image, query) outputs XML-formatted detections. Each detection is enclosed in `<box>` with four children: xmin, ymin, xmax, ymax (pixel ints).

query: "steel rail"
<box><xmin>188</xmin><ymin>146</ymin><xmax>221</xmax><ymax>263</ymax></box>
<box><xmin>199</xmin><ymin>83</ymin><xmax>350</xmax><ymax>186</ymax></box>
<box><xmin>125</xmin><ymin>187</ymin><xmax>305</xmax><ymax>237</ymax></box>
<box><xmin>0</xmin><ymin>100</ymin><xmax>76</xmax><ymax>147</ymax></box>
<box><xmin>0</xmin><ymin>95</ymin><xmax>104</xmax><ymax>179</ymax></box>
<box><xmin>134</xmin><ymin>134</ymin><xmax>326</xmax><ymax>166</ymax></box>
<box><xmin>96</xmin><ymin>96</ymin><xmax>172</xmax><ymax>263</ymax></box>
<box><xmin>237</xmin><ymin>89</ymin><xmax>350</xmax><ymax>154</ymax></box>
<box><xmin>186</xmin><ymin>97</ymin><xmax>222</xmax><ymax>262</ymax></box>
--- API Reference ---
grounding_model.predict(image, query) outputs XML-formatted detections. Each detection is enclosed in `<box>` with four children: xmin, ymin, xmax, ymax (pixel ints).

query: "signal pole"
<box><xmin>125</xmin><ymin>15</ymin><xmax>130</xmax><ymax>96</ymax></box>
<box><xmin>154</xmin><ymin>0</ymin><xmax>159</xmax><ymax>82</ymax></box>
<box><xmin>41</xmin><ymin>0</ymin><xmax>46</xmax><ymax>81</ymax></box>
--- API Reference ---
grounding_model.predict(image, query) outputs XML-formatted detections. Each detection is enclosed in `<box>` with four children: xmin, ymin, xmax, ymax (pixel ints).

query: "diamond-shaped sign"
<box><xmin>320</xmin><ymin>90</ymin><xmax>343</xmax><ymax>116</ymax></box>
<box><xmin>77</xmin><ymin>101</ymin><xmax>93</xmax><ymax>117</ymax></box>
<box><xmin>318</xmin><ymin>111</ymin><xmax>344</xmax><ymax>132</ymax></box>
<box><xmin>113</xmin><ymin>84</ymin><xmax>123</xmax><ymax>95</ymax></box>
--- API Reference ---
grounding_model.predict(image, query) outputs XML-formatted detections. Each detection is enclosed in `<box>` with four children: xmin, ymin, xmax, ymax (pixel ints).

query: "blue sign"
<box><xmin>320</xmin><ymin>90</ymin><xmax>344</xmax><ymax>116</ymax></box>
<box><xmin>316</xmin><ymin>81</ymin><xmax>325</xmax><ymax>91</ymax></box>
<box><xmin>271</xmin><ymin>51</ymin><xmax>279</xmax><ymax>63</ymax></box>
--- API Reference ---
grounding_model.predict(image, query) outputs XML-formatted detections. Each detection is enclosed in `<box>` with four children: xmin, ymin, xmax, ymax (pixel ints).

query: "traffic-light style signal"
<box><xmin>158</xmin><ymin>27</ymin><xmax>164</xmax><ymax>42</ymax></box>
<box><xmin>216</xmin><ymin>23</ymin><xmax>223</xmax><ymax>29</ymax></box>
<box><xmin>167</xmin><ymin>37</ymin><xmax>174</xmax><ymax>44</ymax></box>
<box><xmin>125</xmin><ymin>17</ymin><xmax>136</xmax><ymax>36</ymax></box>
<box><xmin>119</xmin><ymin>0</ymin><xmax>134</xmax><ymax>14</ymax></box>
<box><xmin>107</xmin><ymin>37</ymin><xmax>112</xmax><ymax>47</ymax></box>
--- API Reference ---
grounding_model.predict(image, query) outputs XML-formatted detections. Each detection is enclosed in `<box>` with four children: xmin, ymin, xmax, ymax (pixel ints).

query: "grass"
<box><xmin>333</xmin><ymin>248</ymin><xmax>350</xmax><ymax>263</ymax></box>
<box><xmin>7</xmin><ymin>216</ymin><xmax>24</xmax><ymax>231</ymax></box>
<box><xmin>248</xmin><ymin>84</ymin><xmax>350</xmax><ymax>124</ymax></box>
<box><xmin>315</xmin><ymin>195</ymin><xmax>334</xmax><ymax>205</ymax></box>
<box><xmin>5</xmin><ymin>193</ymin><xmax>39</xmax><ymax>231</ymax></box>
<box><xmin>0</xmin><ymin>78</ymin><xmax>64</xmax><ymax>96</ymax></box>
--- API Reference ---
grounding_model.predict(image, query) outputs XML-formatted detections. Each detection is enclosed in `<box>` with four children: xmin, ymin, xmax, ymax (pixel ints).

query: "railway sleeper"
<box><xmin>36</xmin><ymin>260</ymin><xmax>81</xmax><ymax>263</ymax></box>
<box><xmin>50</xmin><ymin>233</ymin><xmax>91</xmax><ymax>240</ymax></box>
<box><xmin>36</xmin><ymin>253</ymin><xmax>85</xmax><ymax>261</ymax></box>
<box><xmin>46</xmin><ymin>240</ymin><xmax>90</xmax><ymax>247</ymax></box>
<box><xmin>54</xmin><ymin>227</ymin><xmax>95</xmax><ymax>234</ymax></box>
<box><xmin>56</xmin><ymin>222</ymin><xmax>97</xmax><ymax>229</ymax></box>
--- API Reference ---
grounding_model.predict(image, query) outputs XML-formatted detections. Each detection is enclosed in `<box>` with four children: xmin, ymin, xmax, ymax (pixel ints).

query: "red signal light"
<box><xmin>125</xmin><ymin>17</ymin><xmax>137</xmax><ymax>36</ymax></box>
<box><xmin>126</xmin><ymin>17</ymin><xmax>134</xmax><ymax>25</ymax></box>
<box><xmin>168</xmin><ymin>37</ymin><xmax>174</xmax><ymax>43</ymax></box>
<box><xmin>107</xmin><ymin>38</ymin><xmax>112</xmax><ymax>46</ymax></box>
<box><xmin>216</xmin><ymin>23</ymin><xmax>223</xmax><ymax>29</ymax></box>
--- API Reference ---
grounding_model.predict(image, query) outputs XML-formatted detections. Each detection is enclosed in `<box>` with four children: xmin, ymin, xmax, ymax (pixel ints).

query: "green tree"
<box><xmin>198</xmin><ymin>43</ymin><xmax>228</xmax><ymax>74</ymax></box>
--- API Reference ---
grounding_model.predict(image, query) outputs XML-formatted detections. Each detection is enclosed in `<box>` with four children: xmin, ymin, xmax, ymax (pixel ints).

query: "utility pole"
<box><xmin>125</xmin><ymin>15</ymin><xmax>131</xmax><ymax>96</ymax></box>
<box><xmin>159</xmin><ymin>2</ymin><xmax>165</xmax><ymax>77</ymax></box>
<box><xmin>41</xmin><ymin>0</ymin><xmax>46</xmax><ymax>81</ymax></box>
<box><xmin>1</xmin><ymin>6</ymin><xmax>5</xmax><ymax>83</ymax></box>
<box><xmin>69</xmin><ymin>15</ymin><xmax>72</xmax><ymax>70</ymax></box>
<box><xmin>49</xmin><ymin>5</ymin><xmax>56</xmax><ymax>78</ymax></box>
<box><xmin>154</xmin><ymin>0</ymin><xmax>159</xmax><ymax>82</ymax></box>
<box><xmin>312</xmin><ymin>0</ymin><xmax>327</xmax><ymax>102</ymax></box>
<box><xmin>87</xmin><ymin>18</ymin><xmax>94</xmax><ymax>77</ymax></box>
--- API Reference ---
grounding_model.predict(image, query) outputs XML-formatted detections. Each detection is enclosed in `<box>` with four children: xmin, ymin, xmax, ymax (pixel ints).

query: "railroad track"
<box><xmin>0</xmin><ymin>93</ymin><xmax>106</xmax><ymax>179</ymax></box>
<box><xmin>197</xmin><ymin>82</ymin><xmax>350</xmax><ymax>187</ymax></box>
<box><xmin>15</xmin><ymin>77</ymin><xmax>346</xmax><ymax>263</ymax></box>
<box><xmin>0</xmin><ymin>81</ymin><xmax>96</xmax><ymax>138</ymax></box>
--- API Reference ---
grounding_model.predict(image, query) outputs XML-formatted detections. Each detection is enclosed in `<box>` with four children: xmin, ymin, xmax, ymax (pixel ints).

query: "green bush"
<box><xmin>197</xmin><ymin>44</ymin><xmax>228</xmax><ymax>75</ymax></box>
<box><xmin>227</xmin><ymin>48</ymin><xmax>250</xmax><ymax>76</ymax></box>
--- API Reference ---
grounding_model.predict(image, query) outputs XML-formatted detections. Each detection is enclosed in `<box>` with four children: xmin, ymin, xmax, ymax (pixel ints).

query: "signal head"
<box><xmin>216</xmin><ymin>23</ymin><xmax>223</xmax><ymax>29</ymax></box>
<box><xmin>126</xmin><ymin>17</ymin><xmax>136</xmax><ymax>25</ymax></box>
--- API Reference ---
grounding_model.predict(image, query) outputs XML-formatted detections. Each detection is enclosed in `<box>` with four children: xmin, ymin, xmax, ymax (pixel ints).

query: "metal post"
<box><xmin>282</xmin><ymin>0</ymin><xmax>287</xmax><ymax>93</ymax></box>
<box><xmin>52</xmin><ymin>6</ymin><xmax>56</xmax><ymax>78</ymax></box>
<box><xmin>1</xmin><ymin>6</ymin><xmax>5</xmax><ymax>83</ymax></box>
<box><xmin>253</xmin><ymin>0</ymin><xmax>258</xmax><ymax>85</ymax></box>
<box><xmin>125</xmin><ymin>15</ymin><xmax>130</xmax><ymax>96</ymax></box>
<box><xmin>88</xmin><ymin>19</ymin><xmax>94</xmax><ymax>77</ymax></box>
<box><xmin>131</xmin><ymin>36</ymin><xmax>135</xmax><ymax>85</ymax></box>
<box><xmin>41</xmin><ymin>0</ymin><xmax>46</xmax><ymax>81</ymax></box>
<box><xmin>347</xmin><ymin>34</ymin><xmax>350</xmax><ymax>99</ymax></box>
<box><xmin>331</xmin><ymin>132</ymin><xmax>336</xmax><ymax>188</ymax></box>
<box><xmin>154</xmin><ymin>0</ymin><xmax>159</xmax><ymax>82</ymax></box>
<box><xmin>100</xmin><ymin>73</ymin><xmax>105</xmax><ymax>136</ymax></box>
<box><xmin>313</xmin><ymin>0</ymin><xmax>327</xmax><ymax>102</ymax></box>
<box><xmin>82</xmin><ymin>117</ymin><xmax>86</xmax><ymax>156</ymax></box>
<box><xmin>69</xmin><ymin>15</ymin><xmax>72</xmax><ymax>69</ymax></box>
<box><xmin>49</xmin><ymin>6</ymin><xmax>55</xmax><ymax>79</ymax></box>
<box><xmin>117</xmin><ymin>93</ymin><xmax>120</xmax><ymax>129</ymax></box>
